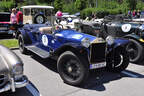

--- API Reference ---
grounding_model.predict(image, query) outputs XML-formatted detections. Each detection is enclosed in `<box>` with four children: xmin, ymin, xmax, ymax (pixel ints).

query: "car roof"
<box><xmin>21</xmin><ymin>5</ymin><xmax>54</xmax><ymax>9</ymax></box>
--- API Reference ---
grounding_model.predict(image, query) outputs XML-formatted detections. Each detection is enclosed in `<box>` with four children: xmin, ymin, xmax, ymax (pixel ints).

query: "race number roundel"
<box><xmin>121</xmin><ymin>24</ymin><xmax>132</xmax><ymax>32</ymax></box>
<box><xmin>42</xmin><ymin>35</ymin><xmax>48</xmax><ymax>46</ymax></box>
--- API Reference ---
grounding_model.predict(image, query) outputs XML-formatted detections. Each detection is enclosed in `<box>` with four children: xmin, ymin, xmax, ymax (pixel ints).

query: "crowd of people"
<box><xmin>10</xmin><ymin>8</ymin><xmax>23</xmax><ymax>25</ymax></box>
<box><xmin>128</xmin><ymin>9</ymin><xmax>144</xmax><ymax>19</ymax></box>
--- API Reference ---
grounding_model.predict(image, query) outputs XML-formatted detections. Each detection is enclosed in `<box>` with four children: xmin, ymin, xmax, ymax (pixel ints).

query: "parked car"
<box><xmin>0</xmin><ymin>45</ymin><xmax>28</xmax><ymax>93</ymax></box>
<box><xmin>77</xmin><ymin>15</ymin><xmax>144</xmax><ymax>63</ymax></box>
<box><xmin>21</xmin><ymin>5</ymin><xmax>54</xmax><ymax>24</ymax></box>
<box><xmin>0</xmin><ymin>12</ymin><xmax>17</xmax><ymax>35</ymax></box>
<box><xmin>59</xmin><ymin>14</ymin><xmax>80</xmax><ymax>29</ymax></box>
<box><xmin>17</xmin><ymin>6</ymin><xmax>130</xmax><ymax>86</ymax></box>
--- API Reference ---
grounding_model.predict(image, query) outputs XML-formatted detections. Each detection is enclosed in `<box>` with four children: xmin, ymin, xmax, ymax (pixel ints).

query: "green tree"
<box><xmin>54</xmin><ymin>0</ymin><xmax>64</xmax><ymax>11</ymax></box>
<box><xmin>75</xmin><ymin>0</ymin><xmax>87</xmax><ymax>10</ymax></box>
<box><xmin>126</xmin><ymin>0</ymin><xmax>137</xmax><ymax>10</ymax></box>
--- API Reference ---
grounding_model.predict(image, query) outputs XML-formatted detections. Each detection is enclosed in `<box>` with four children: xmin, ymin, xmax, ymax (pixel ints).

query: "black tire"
<box><xmin>126</xmin><ymin>39</ymin><xmax>144</xmax><ymax>63</ymax></box>
<box><xmin>57</xmin><ymin>51</ymin><xmax>89</xmax><ymax>86</ymax></box>
<box><xmin>18</xmin><ymin>35</ymin><xmax>27</xmax><ymax>54</ymax></box>
<box><xmin>106</xmin><ymin>48</ymin><xmax>129</xmax><ymax>72</ymax></box>
<box><xmin>34</xmin><ymin>14</ymin><xmax>45</xmax><ymax>24</ymax></box>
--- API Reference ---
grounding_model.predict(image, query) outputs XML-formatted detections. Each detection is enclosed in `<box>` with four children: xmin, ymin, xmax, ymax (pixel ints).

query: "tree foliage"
<box><xmin>126</xmin><ymin>0</ymin><xmax>137</xmax><ymax>10</ymax></box>
<box><xmin>54</xmin><ymin>0</ymin><xmax>64</xmax><ymax>11</ymax></box>
<box><xmin>75</xmin><ymin>0</ymin><xmax>87</xmax><ymax>10</ymax></box>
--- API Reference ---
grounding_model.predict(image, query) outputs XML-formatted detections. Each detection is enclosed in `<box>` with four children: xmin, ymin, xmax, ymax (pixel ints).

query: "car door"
<box><xmin>37</xmin><ymin>27</ymin><xmax>54</xmax><ymax>52</ymax></box>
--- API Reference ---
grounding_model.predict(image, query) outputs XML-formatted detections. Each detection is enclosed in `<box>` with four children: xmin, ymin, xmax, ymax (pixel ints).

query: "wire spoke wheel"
<box><xmin>63</xmin><ymin>59</ymin><xmax>82</xmax><ymax>81</ymax></box>
<box><xmin>126</xmin><ymin>39</ymin><xmax>144</xmax><ymax>63</ymax></box>
<box><xmin>57</xmin><ymin>51</ymin><xmax>89</xmax><ymax>86</ymax></box>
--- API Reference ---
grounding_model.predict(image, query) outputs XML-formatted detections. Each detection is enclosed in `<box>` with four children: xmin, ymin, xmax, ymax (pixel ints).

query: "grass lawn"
<box><xmin>0</xmin><ymin>39</ymin><xmax>18</xmax><ymax>48</ymax></box>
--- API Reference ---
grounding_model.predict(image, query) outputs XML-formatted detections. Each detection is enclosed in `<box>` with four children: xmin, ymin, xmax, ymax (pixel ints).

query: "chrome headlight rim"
<box><xmin>12</xmin><ymin>64</ymin><xmax>23</xmax><ymax>76</ymax></box>
<box><xmin>106</xmin><ymin>35</ymin><xmax>114</xmax><ymax>45</ymax></box>
<box><xmin>81</xmin><ymin>38</ymin><xmax>91</xmax><ymax>48</ymax></box>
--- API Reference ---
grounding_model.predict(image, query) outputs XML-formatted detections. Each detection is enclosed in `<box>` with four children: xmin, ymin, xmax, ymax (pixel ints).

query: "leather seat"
<box><xmin>39</xmin><ymin>26</ymin><xmax>52</xmax><ymax>34</ymax></box>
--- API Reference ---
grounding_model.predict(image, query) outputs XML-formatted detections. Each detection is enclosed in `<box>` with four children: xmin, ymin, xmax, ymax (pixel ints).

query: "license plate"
<box><xmin>90</xmin><ymin>62</ymin><xmax>106</xmax><ymax>69</ymax></box>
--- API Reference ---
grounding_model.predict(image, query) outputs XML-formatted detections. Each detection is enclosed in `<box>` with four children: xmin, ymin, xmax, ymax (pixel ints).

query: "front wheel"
<box><xmin>106</xmin><ymin>48</ymin><xmax>129</xmax><ymax>72</ymax></box>
<box><xmin>126</xmin><ymin>39</ymin><xmax>144</xmax><ymax>63</ymax></box>
<box><xmin>57</xmin><ymin>51</ymin><xmax>89</xmax><ymax>86</ymax></box>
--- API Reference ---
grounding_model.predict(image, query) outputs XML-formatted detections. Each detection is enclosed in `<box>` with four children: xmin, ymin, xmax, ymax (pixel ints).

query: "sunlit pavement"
<box><xmin>1</xmin><ymin>49</ymin><xmax>144</xmax><ymax>96</ymax></box>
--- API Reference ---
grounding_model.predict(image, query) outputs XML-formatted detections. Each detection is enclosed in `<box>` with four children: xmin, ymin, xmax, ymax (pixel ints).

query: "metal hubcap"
<box><xmin>127</xmin><ymin>43</ymin><xmax>138</xmax><ymax>60</ymax></box>
<box><xmin>37</xmin><ymin>16</ymin><xmax>44</xmax><ymax>24</ymax></box>
<box><xmin>63</xmin><ymin>59</ymin><xmax>81</xmax><ymax>80</ymax></box>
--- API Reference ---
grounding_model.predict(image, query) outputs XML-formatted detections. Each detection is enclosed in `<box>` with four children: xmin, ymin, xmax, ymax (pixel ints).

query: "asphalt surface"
<box><xmin>1</xmin><ymin>49</ymin><xmax>144</xmax><ymax>96</ymax></box>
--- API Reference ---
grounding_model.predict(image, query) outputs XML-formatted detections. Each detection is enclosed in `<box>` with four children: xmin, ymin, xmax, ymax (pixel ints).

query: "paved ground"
<box><xmin>1</xmin><ymin>49</ymin><xmax>144</xmax><ymax>96</ymax></box>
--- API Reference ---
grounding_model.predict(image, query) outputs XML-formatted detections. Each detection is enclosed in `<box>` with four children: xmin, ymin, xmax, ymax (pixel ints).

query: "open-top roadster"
<box><xmin>77</xmin><ymin>15</ymin><xmax>144</xmax><ymax>63</ymax></box>
<box><xmin>18</xmin><ymin>6</ymin><xmax>130</xmax><ymax>86</ymax></box>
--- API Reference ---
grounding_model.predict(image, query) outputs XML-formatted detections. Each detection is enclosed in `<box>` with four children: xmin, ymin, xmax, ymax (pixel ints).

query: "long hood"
<box><xmin>55</xmin><ymin>29</ymin><xmax>97</xmax><ymax>43</ymax></box>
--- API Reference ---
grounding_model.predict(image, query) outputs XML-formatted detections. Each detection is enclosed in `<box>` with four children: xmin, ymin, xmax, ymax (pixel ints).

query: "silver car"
<box><xmin>0</xmin><ymin>45</ymin><xmax>28</xmax><ymax>93</ymax></box>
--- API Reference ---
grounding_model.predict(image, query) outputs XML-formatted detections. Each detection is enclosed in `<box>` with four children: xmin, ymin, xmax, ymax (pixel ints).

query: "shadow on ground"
<box><xmin>28</xmin><ymin>53</ymin><xmax>144</xmax><ymax>92</ymax></box>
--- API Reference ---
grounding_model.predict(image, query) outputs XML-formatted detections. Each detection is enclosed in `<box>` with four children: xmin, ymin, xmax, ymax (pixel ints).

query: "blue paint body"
<box><xmin>19</xmin><ymin>24</ymin><xmax>129</xmax><ymax>69</ymax></box>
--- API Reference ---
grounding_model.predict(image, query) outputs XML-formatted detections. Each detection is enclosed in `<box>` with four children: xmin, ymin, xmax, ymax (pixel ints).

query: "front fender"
<box><xmin>124</xmin><ymin>34</ymin><xmax>144</xmax><ymax>43</ymax></box>
<box><xmin>113</xmin><ymin>38</ymin><xmax>130</xmax><ymax>48</ymax></box>
<box><xmin>0</xmin><ymin>45</ymin><xmax>23</xmax><ymax>74</ymax></box>
<box><xmin>54</xmin><ymin>43</ymin><xmax>89</xmax><ymax>57</ymax></box>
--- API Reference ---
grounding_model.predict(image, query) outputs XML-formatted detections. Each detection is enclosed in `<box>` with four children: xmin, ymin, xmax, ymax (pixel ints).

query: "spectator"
<box><xmin>10</xmin><ymin>8</ymin><xmax>17</xmax><ymax>24</ymax></box>
<box><xmin>16</xmin><ymin>8</ymin><xmax>23</xmax><ymax>25</ymax></box>
<box><xmin>140</xmin><ymin>8</ymin><xmax>144</xmax><ymax>18</ymax></box>
<box><xmin>137</xmin><ymin>10</ymin><xmax>141</xmax><ymax>18</ymax></box>
<box><xmin>128</xmin><ymin>9</ymin><xmax>132</xmax><ymax>18</ymax></box>
<box><xmin>132</xmin><ymin>10</ymin><xmax>136</xmax><ymax>18</ymax></box>
<box><xmin>55</xmin><ymin>10</ymin><xmax>63</xmax><ymax>24</ymax></box>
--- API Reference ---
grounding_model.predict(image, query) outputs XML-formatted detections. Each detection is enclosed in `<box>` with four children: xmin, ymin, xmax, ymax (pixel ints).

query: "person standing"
<box><xmin>137</xmin><ymin>10</ymin><xmax>141</xmax><ymax>18</ymax></box>
<box><xmin>55</xmin><ymin>10</ymin><xmax>63</xmax><ymax>24</ymax></box>
<box><xmin>132</xmin><ymin>10</ymin><xmax>136</xmax><ymax>18</ymax></box>
<box><xmin>16</xmin><ymin>8</ymin><xmax>23</xmax><ymax>25</ymax></box>
<box><xmin>128</xmin><ymin>9</ymin><xmax>132</xmax><ymax>19</ymax></box>
<box><xmin>10</xmin><ymin>8</ymin><xmax>17</xmax><ymax>24</ymax></box>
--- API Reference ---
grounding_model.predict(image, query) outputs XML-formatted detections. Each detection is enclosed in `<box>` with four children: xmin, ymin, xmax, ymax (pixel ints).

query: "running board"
<box><xmin>26</xmin><ymin>46</ymin><xmax>50</xmax><ymax>58</ymax></box>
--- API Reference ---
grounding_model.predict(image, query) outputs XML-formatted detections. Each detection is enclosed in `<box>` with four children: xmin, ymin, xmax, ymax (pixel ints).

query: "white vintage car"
<box><xmin>21</xmin><ymin>5</ymin><xmax>54</xmax><ymax>24</ymax></box>
<box><xmin>0</xmin><ymin>45</ymin><xmax>28</xmax><ymax>93</ymax></box>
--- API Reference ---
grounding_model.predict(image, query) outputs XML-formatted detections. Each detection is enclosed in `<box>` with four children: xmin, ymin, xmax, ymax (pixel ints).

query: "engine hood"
<box><xmin>55</xmin><ymin>29</ymin><xmax>97</xmax><ymax>43</ymax></box>
<box><xmin>0</xmin><ymin>45</ymin><xmax>23</xmax><ymax>74</ymax></box>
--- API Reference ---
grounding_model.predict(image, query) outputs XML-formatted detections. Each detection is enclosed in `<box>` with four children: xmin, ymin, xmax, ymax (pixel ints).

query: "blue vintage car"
<box><xmin>17</xmin><ymin>6</ymin><xmax>130</xmax><ymax>86</ymax></box>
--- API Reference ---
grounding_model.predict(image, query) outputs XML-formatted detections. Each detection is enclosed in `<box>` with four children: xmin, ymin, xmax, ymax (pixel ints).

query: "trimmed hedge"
<box><xmin>81</xmin><ymin>8</ymin><xmax>125</xmax><ymax>19</ymax></box>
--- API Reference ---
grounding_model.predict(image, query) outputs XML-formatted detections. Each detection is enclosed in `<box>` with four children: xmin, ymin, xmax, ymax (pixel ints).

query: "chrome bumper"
<box><xmin>0</xmin><ymin>75</ymin><xmax>28</xmax><ymax>93</ymax></box>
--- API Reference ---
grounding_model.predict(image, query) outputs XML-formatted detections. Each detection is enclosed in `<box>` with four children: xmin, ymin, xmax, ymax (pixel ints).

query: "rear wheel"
<box><xmin>57</xmin><ymin>51</ymin><xmax>89</xmax><ymax>86</ymax></box>
<box><xmin>106</xmin><ymin>48</ymin><xmax>129</xmax><ymax>72</ymax></box>
<box><xmin>18</xmin><ymin>35</ymin><xmax>27</xmax><ymax>54</ymax></box>
<box><xmin>126</xmin><ymin>39</ymin><xmax>144</xmax><ymax>63</ymax></box>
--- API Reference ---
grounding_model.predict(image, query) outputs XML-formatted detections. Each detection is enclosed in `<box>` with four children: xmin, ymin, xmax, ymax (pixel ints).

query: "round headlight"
<box><xmin>81</xmin><ymin>38</ymin><xmax>91</xmax><ymax>48</ymax></box>
<box><xmin>12</xmin><ymin>64</ymin><xmax>23</xmax><ymax>75</ymax></box>
<box><xmin>106</xmin><ymin>36</ymin><xmax>114</xmax><ymax>45</ymax></box>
